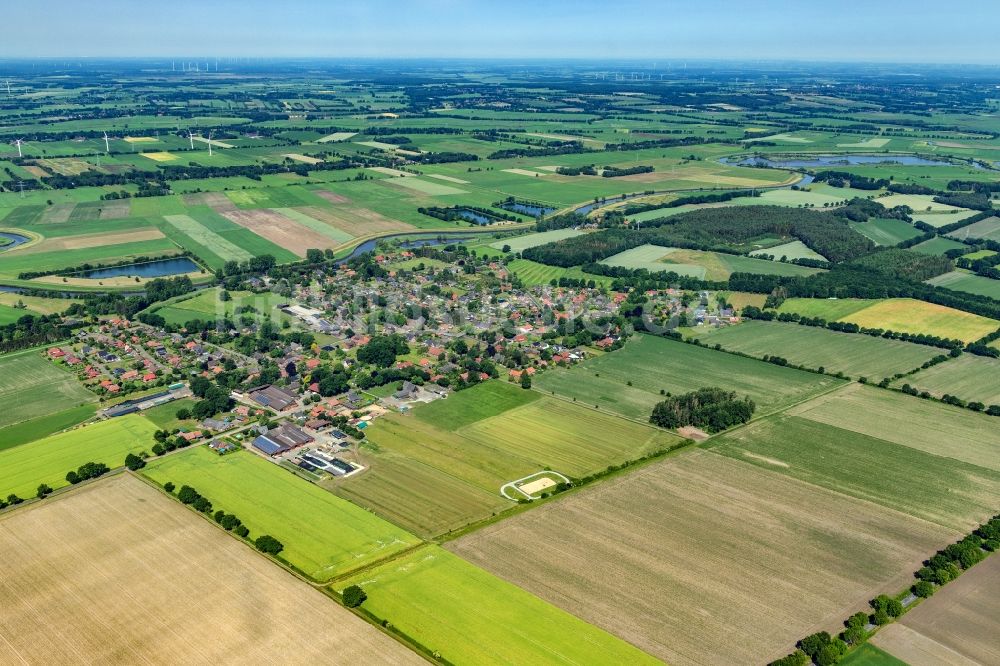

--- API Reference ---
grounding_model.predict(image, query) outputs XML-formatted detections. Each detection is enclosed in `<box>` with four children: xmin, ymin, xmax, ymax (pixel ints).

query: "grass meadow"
<box><xmin>505</xmin><ymin>259</ymin><xmax>612</xmax><ymax>286</ymax></box>
<box><xmin>928</xmin><ymin>270</ymin><xmax>1000</xmax><ymax>299</ymax></box>
<box><xmin>533</xmin><ymin>334</ymin><xmax>841</xmax><ymax>421</ymax></box>
<box><xmin>0</xmin><ymin>351</ymin><xmax>96</xmax><ymax>430</ymax></box>
<box><xmin>893</xmin><ymin>354</ymin><xmax>1000</xmax><ymax>406</ymax></box>
<box><xmin>143</xmin><ymin>446</ymin><xmax>420</xmax><ymax>580</ymax></box>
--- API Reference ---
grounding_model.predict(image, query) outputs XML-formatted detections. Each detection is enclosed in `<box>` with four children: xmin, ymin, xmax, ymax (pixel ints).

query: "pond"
<box><xmin>456</xmin><ymin>209</ymin><xmax>493</xmax><ymax>225</ymax></box>
<box><xmin>78</xmin><ymin>257</ymin><xmax>200</xmax><ymax>279</ymax></box>
<box><xmin>725</xmin><ymin>154</ymin><xmax>957</xmax><ymax>168</ymax></box>
<box><xmin>0</xmin><ymin>231</ymin><xmax>31</xmax><ymax>250</ymax></box>
<box><xmin>498</xmin><ymin>202</ymin><xmax>557</xmax><ymax>217</ymax></box>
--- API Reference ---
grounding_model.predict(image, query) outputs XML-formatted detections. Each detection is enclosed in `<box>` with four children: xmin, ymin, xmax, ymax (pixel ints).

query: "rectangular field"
<box><xmin>0</xmin><ymin>350</ymin><xmax>96</xmax><ymax>429</ymax></box>
<box><xmin>893</xmin><ymin>354</ymin><xmax>1000</xmax><ymax>406</ymax></box>
<box><xmin>142</xmin><ymin>446</ymin><xmax>420</xmax><ymax>580</ymax></box>
<box><xmin>489</xmin><ymin>228</ymin><xmax>585</xmax><ymax>252</ymax></box>
<box><xmin>712</xmin><ymin>384</ymin><xmax>1000</xmax><ymax>530</ymax></box>
<box><xmin>850</xmin><ymin>218</ymin><xmax>923</xmax><ymax>245</ymax></box>
<box><xmin>220</xmin><ymin>208</ymin><xmax>340</xmax><ymax>257</ymax></box>
<box><xmin>870</xmin><ymin>553</ymin><xmax>1000</xmax><ymax>666</ymax></box>
<box><xmin>382</xmin><ymin>177</ymin><xmax>467</xmax><ymax>195</ymax></box>
<box><xmin>695</xmin><ymin>320</ymin><xmax>941</xmax><ymax>379</ymax></box>
<box><xmin>0</xmin><ymin>475</ymin><xmax>420</xmax><ymax>665</ymax></box>
<box><xmin>338</xmin><ymin>545</ymin><xmax>659</xmax><ymax>665</ymax></box>
<box><xmin>0</xmin><ymin>415</ymin><xmax>157</xmax><ymax>498</ymax></box>
<box><xmin>447</xmin><ymin>448</ymin><xmax>955</xmax><ymax>666</ymax></box>
<box><xmin>749</xmin><ymin>239</ymin><xmax>827</xmax><ymax>261</ymax></box>
<box><xmin>504</xmin><ymin>258</ymin><xmax>612</xmax><ymax>287</ymax></box>
<box><xmin>533</xmin><ymin>334</ymin><xmax>842</xmax><ymax>422</ymax></box>
<box><xmin>946</xmin><ymin>215</ymin><xmax>1000</xmax><ymax>242</ymax></box>
<box><xmin>927</xmin><ymin>270</ymin><xmax>1000</xmax><ymax>299</ymax></box>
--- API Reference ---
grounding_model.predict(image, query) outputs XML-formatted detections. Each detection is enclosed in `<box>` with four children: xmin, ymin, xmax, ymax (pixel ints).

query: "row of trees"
<box><xmin>172</xmin><ymin>483</ymin><xmax>284</xmax><ymax>554</ymax></box>
<box><xmin>772</xmin><ymin>513</ymin><xmax>1000</xmax><ymax>666</ymax></box>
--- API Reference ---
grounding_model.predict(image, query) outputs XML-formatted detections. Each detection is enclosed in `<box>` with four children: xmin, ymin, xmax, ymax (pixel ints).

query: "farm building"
<box><xmin>252</xmin><ymin>423</ymin><xmax>313</xmax><ymax>456</ymax></box>
<box><xmin>249</xmin><ymin>385</ymin><xmax>299</xmax><ymax>411</ymax></box>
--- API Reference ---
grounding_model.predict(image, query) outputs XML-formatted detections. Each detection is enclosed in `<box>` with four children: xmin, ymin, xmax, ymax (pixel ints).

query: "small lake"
<box><xmin>498</xmin><ymin>202</ymin><xmax>557</xmax><ymax>217</ymax></box>
<box><xmin>457</xmin><ymin>210</ymin><xmax>493</xmax><ymax>225</ymax></box>
<box><xmin>725</xmin><ymin>154</ymin><xmax>956</xmax><ymax>168</ymax></box>
<box><xmin>0</xmin><ymin>231</ymin><xmax>30</xmax><ymax>250</ymax></box>
<box><xmin>79</xmin><ymin>257</ymin><xmax>200</xmax><ymax>279</ymax></box>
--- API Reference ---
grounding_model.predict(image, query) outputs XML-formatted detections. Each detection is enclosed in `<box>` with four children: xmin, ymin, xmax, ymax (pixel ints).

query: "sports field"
<box><xmin>0</xmin><ymin>475</ymin><xmax>420</xmax><ymax>664</ymax></box>
<box><xmin>448</xmin><ymin>448</ymin><xmax>953</xmax><ymax>665</ymax></box>
<box><xmin>533</xmin><ymin>333</ymin><xmax>841</xmax><ymax>421</ymax></box>
<box><xmin>927</xmin><ymin>270</ymin><xmax>1000</xmax><ymax>299</ymax></box>
<box><xmin>712</xmin><ymin>384</ymin><xmax>1000</xmax><ymax>530</ymax></box>
<box><xmin>870</xmin><ymin>553</ymin><xmax>1000</xmax><ymax>666</ymax></box>
<box><xmin>0</xmin><ymin>350</ymin><xmax>96</xmax><ymax>429</ymax></box>
<box><xmin>894</xmin><ymin>354</ymin><xmax>1000</xmax><ymax>406</ymax></box>
<box><xmin>695</xmin><ymin>320</ymin><xmax>939</xmax><ymax>378</ymax></box>
<box><xmin>338</xmin><ymin>545</ymin><xmax>659</xmax><ymax>665</ymax></box>
<box><xmin>336</xmin><ymin>381</ymin><xmax>680</xmax><ymax>536</ymax></box>
<box><xmin>0</xmin><ymin>415</ymin><xmax>157</xmax><ymax>498</ymax></box>
<box><xmin>778</xmin><ymin>297</ymin><xmax>998</xmax><ymax>342</ymax></box>
<box><xmin>142</xmin><ymin>446</ymin><xmax>420</xmax><ymax>580</ymax></box>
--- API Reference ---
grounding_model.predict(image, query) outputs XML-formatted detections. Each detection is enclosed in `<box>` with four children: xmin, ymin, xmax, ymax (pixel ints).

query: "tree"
<box><xmin>769</xmin><ymin>650</ymin><xmax>809</xmax><ymax>666</ymax></box>
<box><xmin>356</xmin><ymin>334</ymin><xmax>409</xmax><ymax>368</ymax></box>
<box><xmin>798</xmin><ymin>632</ymin><xmax>831</xmax><ymax>659</ymax></box>
<box><xmin>913</xmin><ymin>580</ymin><xmax>934</xmax><ymax>598</ymax></box>
<box><xmin>342</xmin><ymin>584</ymin><xmax>367</xmax><ymax>608</ymax></box>
<box><xmin>520</xmin><ymin>372</ymin><xmax>532</xmax><ymax>389</ymax></box>
<box><xmin>176</xmin><ymin>408</ymin><xmax>191</xmax><ymax>420</ymax></box>
<box><xmin>306</xmin><ymin>248</ymin><xmax>324</xmax><ymax>263</ymax></box>
<box><xmin>36</xmin><ymin>483</ymin><xmax>53</xmax><ymax>499</ymax></box>
<box><xmin>255</xmin><ymin>534</ymin><xmax>284</xmax><ymax>555</ymax></box>
<box><xmin>66</xmin><ymin>470</ymin><xmax>81</xmax><ymax>485</ymax></box>
<box><xmin>124</xmin><ymin>453</ymin><xmax>146</xmax><ymax>471</ymax></box>
<box><xmin>177</xmin><ymin>485</ymin><xmax>200</xmax><ymax>504</ymax></box>
<box><xmin>164</xmin><ymin>481</ymin><xmax>176</xmax><ymax>493</ymax></box>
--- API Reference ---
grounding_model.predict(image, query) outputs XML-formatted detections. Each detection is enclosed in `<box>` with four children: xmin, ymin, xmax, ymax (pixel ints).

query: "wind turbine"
<box><xmin>187</xmin><ymin>130</ymin><xmax>194</xmax><ymax>149</ymax></box>
<box><xmin>4</xmin><ymin>80</ymin><xmax>10</xmax><ymax>96</ymax></box>
<box><xmin>103</xmin><ymin>131</ymin><xmax>110</xmax><ymax>154</ymax></box>
<box><xmin>207</xmin><ymin>130</ymin><xmax>214</xmax><ymax>156</ymax></box>
<box><xmin>14</xmin><ymin>138</ymin><xmax>23</xmax><ymax>158</ymax></box>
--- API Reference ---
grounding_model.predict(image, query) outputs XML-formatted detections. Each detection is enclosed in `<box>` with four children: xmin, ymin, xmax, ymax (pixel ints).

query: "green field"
<box><xmin>849</xmin><ymin>218</ymin><xmax>923</xmax><ymax>245</ymax></box>
<box><xmin>748</xmin><ymin>239</ymin><xmax>826</xmax><ymax>261</ymax></box>
<box><xmin>601</xmin><ymin>244</ymin><xmax>821</xmax><ymax>279</ymax></box>
<box><xmin>489</xmin><ymin>228</ymin><xmax>585</xmax><ymax>252</ymax></box>
<box><xmin>777</xmin><ymin>297</ymin><xmax>879</xmax><ymax>320</ymax></box>
<box><xmin>0</xmin><ymin>350</ymin><xmax>96</xmax><ymax>429</ymax></box>
<box><xmin>337</xmin><ymin>381</ymin><xmax>680</xmax><ymax>536</ymax></box>
<box><xmin>946</xmin><ymin>215</ymin><xmax>1000</xmax><ymax>242</ymax></box>
<box><xmin>337</xmin><ymin>545</ymin><xmax>660</xmax><ymax>665</ymax></box>
<box><xmin>710</xmin><ymin>384</ymin><xmax>1000</xmax><ymax>530</ymax></box>
<box><xmin>694</xmin><ymin>320</ymin><xmax>940</xmax><ymax>379</ymax></box>
<box><xmin>0</xmin><ymin>404</ymin><xmax>97</xmax><ymax>453</ymax></box>
<box><xmin>533</xmin><ymin>333</ymin><xmax>842</xmax><ymax>422</ymax></box>
<box><xmin>143</xmin><ymin>446</ymin><xmax>420</xmax><ymax>580</ymax></box>
<box><xmin>505</xmin><ymin>258</ymin><xmax>612</xmax><ymax>286</ymax></box>
<box><xmin>0</xmin><ymin>415</ymin><xmax>157</xmax><ymax>498</ymax></box>
<box><xmin>910</xmin><ymin>236</ymin><xmax>967</xmax><ymax>255</ymax></box>
<box><xmin>146</xmin><ymin>288</ymin><xmax>293</xmax><ymax>327</ymax></box>
<box><xmin>927</xmin><ymin>270</ymin><xmax>1000</xmax><ymax>299</ymax></box>
<box><xmin>893</xmin><ymin>354</ymin><xmax>1000</xmax><ymax>406</ymax></box>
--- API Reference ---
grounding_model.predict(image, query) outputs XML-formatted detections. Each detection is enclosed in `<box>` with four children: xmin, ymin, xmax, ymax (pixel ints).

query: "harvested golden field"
<box><xmin>220</xmin><ymin>208</ymin><xmax>338</xmax><ymax>256</ymax></box>
<box><xmin>872</xmin><ymin>554</ymin><xmax>1000</xmax><ymax>666</ymax></box>
<box><xmin>447</xmin><ymin>449</ymin><xmax>956</xmax><ymax>666</ymax></box>
<box><xmin>838</xmin><ymin>298</ymin><xmax>998</xmax><ymax>343</ymax></box>
<box><xmin>0</xmin><ymin>475</ymin><xmax>420</xmax><ymax>665</ymax></box>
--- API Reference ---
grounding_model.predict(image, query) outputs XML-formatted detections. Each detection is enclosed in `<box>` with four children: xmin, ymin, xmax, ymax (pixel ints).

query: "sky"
<box><xmin>3</xmin><ymin>0</ymin><xmax>999</xmax><ymax>64</ymax></box>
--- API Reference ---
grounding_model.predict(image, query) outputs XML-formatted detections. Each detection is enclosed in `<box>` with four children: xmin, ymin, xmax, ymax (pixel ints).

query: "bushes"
<box><xmin>254</xmin><ymin>535</ymin><xmax>284</xmax><ymax>555</ymax></box>
<box><xmin>65</xmin><ymin>461</ymin><xmax>110</xmax><ymax>485</ymax></box>
<box><xmin>342</xmin><ymin>584</ymin><xmax>367</xmax><ymax>608</ymax></box>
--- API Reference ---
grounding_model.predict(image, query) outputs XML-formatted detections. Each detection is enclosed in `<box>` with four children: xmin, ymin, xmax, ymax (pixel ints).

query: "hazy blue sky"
<box><xmin>4</xmin><ymin>0</ymin><xmax>999</xmax><ymax>64</ymax></box>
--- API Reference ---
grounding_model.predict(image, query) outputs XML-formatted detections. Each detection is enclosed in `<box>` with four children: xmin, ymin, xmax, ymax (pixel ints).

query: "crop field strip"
<box><xmin>337</xmin><ymin>545</ymin><xmax>660</xmax><ymax>665</ymax></box>
<box><xmin>0</xmin><ymin>475</ymin><xmax>421</xmax><ymax>665</ymax></box>
<box><xmin>891</xmin><ymin>353</ymin><xmax>1000</xmax><ymax>407</ymax></box>
<box><xmin>926</xmin><ymin>270</ymin><xmax>1000</xmax><ymax>299</ymax></box>
<box><xmin>448</xmin><ymin>448</ymin><xmax>955</xmax><ymax>666</ymax></box>
<box><xmin>533</xmin><ymin>333</ymin><xmax>842</xmax><ymax>422</ymax></box>
<box><xmin>142</xmin><ymin>446</ymin><xmax>421</xmax><ymax>581</ymax></box>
